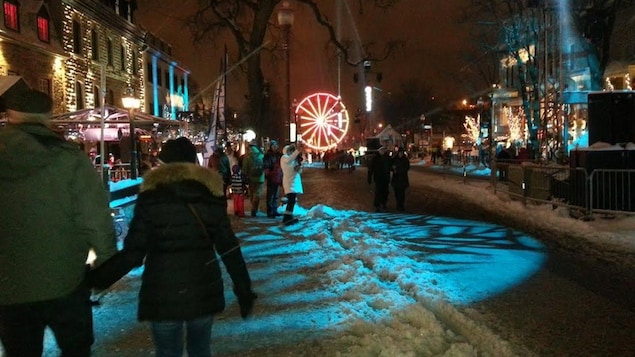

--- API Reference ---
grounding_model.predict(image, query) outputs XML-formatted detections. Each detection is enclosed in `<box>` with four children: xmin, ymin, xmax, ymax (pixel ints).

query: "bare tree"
<box><xmin>183</xmin><ymin>0</ymin><xmax>401</xmax><ymax>140</ymax></box>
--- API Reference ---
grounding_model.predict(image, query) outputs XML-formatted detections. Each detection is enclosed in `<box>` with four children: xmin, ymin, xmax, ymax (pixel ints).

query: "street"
<box><xmin>10</xmin><ymin>163</ymin><xmax>635</xmax><ymax>356</ymax></box>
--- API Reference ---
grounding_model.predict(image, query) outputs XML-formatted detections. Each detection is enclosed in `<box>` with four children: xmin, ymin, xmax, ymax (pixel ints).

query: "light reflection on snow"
<box><xmin>26</xmin><ymin>191</ymin><xmax>547</xmax><ymax>356</ymax></box>
<box><xmin>210</xmin><ymin>203</ymin><xmax>547</xmax><ymax>346</ymax></box>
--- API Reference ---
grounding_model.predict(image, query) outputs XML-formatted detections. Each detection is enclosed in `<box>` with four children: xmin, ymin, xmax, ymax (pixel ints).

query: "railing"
<box><xmin>501</xmin><ymin>164</ymin><xmax>635</xmax><ymax>218</ymax></box>
<box><xmin>95</xmin><ymin>163</ymin><xmax>132</xmax><ymax>183</ymax></box>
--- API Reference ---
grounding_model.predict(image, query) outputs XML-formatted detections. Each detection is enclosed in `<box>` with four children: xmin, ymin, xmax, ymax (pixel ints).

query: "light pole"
<box><xmin>278</xmin><ymin>1</ymin><xmax>294</xmax><ymax>142</ymax></box>
<box><xmin>122</xmin><ymin>88</ymin><xmax>141</xmax><ymax>180</ymax></box>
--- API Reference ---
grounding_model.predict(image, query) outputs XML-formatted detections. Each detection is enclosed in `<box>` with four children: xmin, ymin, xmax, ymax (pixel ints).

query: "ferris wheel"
<box><xmin>295</xmin><ymin>92</ymin><xmax>350</xmax><ymax>151</ymax></box>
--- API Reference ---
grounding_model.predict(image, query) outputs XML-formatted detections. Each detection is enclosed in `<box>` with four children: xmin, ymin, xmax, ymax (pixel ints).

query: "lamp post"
<box><xmin>278</xmin><ymin>1</ymin><xmax>294</xmax><ymax>142</ymax></box>
<box><xmin>122</xmin><ymin>88</ymin><xmax>141</xmax><ymax>180</ymax></box>
<box><xmin>490</xmin><ymin>85</ymin><xmax>498</xmax><ymax>188</ymax></box>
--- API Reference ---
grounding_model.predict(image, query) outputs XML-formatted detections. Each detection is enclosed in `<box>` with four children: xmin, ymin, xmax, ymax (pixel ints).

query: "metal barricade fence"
<box><xmin>589</xmin><ymin>169</ymin><xmax>635</xmax><ymax>215</ymax></box>
<box><xmin>502</xmin><ymin>164</ymin><xmax>635</xmax><ymax>217</ymax></box>
<box><xmin>108</xmin><ymin>163</ymin><xmax>131</xmax><ymax>182</ymax></box>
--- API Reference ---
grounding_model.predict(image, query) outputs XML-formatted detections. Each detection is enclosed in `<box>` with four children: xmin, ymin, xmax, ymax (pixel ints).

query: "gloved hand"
<box><xmin>237</xmin><ymin>291</ymin><xmax>257</xmax><ymax>319</ymax></box>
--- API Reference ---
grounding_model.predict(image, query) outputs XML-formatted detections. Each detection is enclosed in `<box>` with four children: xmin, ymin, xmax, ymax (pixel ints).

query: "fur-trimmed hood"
<box><xmin>141</xmin><ymin>163</ymin><xmax>224</xmax><ymax>197</ymax></box>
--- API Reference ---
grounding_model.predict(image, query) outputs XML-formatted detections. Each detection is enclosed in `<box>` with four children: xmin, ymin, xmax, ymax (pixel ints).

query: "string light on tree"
<box><xmin>505</xmin><ymin>106</ymin><xmax>525</xmax><ymax>143</ymax></box>
<box><xmin>463</xmin><ymin>115</ymin><xmax>481</xmax><ymax>144</ymax></box>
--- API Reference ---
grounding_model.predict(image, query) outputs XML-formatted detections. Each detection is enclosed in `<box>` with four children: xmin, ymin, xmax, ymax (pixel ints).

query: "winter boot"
<box><xmin>282</xmin><ymin>214</ymin><xmax>298</xmax><ymax>225</ymax></box>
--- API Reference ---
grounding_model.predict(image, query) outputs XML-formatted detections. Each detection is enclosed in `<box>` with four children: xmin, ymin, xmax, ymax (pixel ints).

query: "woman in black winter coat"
<box><xmin>391</xmin><ymin>147</ymin><xmax>410</xmax><ymax>211</ymax></box>
<box><xmin>88</xmin><ymin>137</ymin><xmax>255</xmax><ymax>357</ymax></box>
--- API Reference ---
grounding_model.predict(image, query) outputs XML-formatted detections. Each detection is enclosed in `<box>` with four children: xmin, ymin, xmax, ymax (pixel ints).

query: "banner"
<box><xmin>218</xmin><ymin>46</ymin><xmax>228</xmax><ymax>133</ymax></box>
<box><xmin>202</xmin><ymin>49</ymin><xmax>228</xmax><ymax>166</ymax></box>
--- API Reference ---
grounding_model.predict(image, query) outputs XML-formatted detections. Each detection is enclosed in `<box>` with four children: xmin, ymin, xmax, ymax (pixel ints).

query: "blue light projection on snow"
<box><xmin>211</xmin><ymin>204</ymin><xmax>547</xmax><ymax>345</ymax></box>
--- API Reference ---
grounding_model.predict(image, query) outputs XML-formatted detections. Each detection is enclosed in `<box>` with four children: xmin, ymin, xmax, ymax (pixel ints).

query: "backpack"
<box><xmin>250</xmin><ymin>153</ymin><xmax>264</xmax><ymax>178</ymax></box>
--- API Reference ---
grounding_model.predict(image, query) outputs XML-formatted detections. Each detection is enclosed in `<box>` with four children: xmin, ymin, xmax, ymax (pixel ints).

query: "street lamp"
<box><xmin>278</xmin><ymin>0</ymin><xmax>294</xmax><ymax>142</ymax></box>
<box><xmin>122</xmin><ymin>87</ymin><xmax>141</xmax><ymax>180</ymax></box>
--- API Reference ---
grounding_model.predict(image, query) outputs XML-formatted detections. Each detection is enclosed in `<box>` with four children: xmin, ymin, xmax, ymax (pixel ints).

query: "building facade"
<box><xmin>0</xmin><ymin>0</ymin><xmax>66</xmax><ymax>113</ymax></box>
<box><xmin>1</xmin><ymin>0</ymin><xmax>190</xmax><ymax>118</ymax></box>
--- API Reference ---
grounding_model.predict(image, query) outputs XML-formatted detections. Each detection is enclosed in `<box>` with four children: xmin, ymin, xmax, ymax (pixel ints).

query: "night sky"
<box><xmin>136</xmin><ymin>0</ymin><xmax>479</xmax><ymax>113</ymax></box>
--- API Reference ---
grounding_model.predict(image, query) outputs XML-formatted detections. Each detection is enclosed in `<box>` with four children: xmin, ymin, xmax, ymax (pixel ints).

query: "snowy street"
<box><xmin>5</xmin><ymin>163</ymin><xmax>635</xmax><ymax>356</ymax></box>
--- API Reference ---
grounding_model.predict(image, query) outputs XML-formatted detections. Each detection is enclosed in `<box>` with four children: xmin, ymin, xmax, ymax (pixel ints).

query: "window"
<box><xmin>93</xmin><ymin>86</ymin><xmax>100</xmax><ymax>107</ymax></box>
<box><xmin>120</xmin><ymin>44</ymin><xmax>126</xmax><ymax>71</ymax></box>
<box><xmin>107</xmin><ymin>38</ymin><xmax>113</xmax><ymax>66</ymax></box>
<box><xmin>3</xmin><ymin>0</ymin><xmax>19</xmax><ymax>31</ymax></box>
<box><xmin>72</xmin><ymin>20</ymin><xmax>81</xmax><ymax>54</ymax></box>
<box><xmin>147</xmin><ymin>61</ymin><xmax>153</xmax><ymax>82</ymax></box>
<box><xmin>91</xmin><ymin>29</ymin><xmax>99</xmax><ymax>60</ymax></box>
<box><xmin>107</xmin><ymin>89</ymin><xmax>114</xmax><ymax>105</ymax></box>
<box><xmin>38</xmin><ymin>78</ymin><xmax>51</xmax><ymax>95</ymax></box>
<box><xmin>165</xmin><ymin>72</ymin><xmax>170</xmax><ymax>88</ymax></box>
<box><xmin>132</xmin><ymin>52</ymin><xmax>138</xmax><ymax>75</ymax></box>
<box><xmin>75</xmin><ymin>81</ymin><xmax>84</xmax><ymax>110</ymax></box>
<box><xmin>36</xmin><ymin>7</ymin><xmax>49</xmax><ymax>42</ymax></box>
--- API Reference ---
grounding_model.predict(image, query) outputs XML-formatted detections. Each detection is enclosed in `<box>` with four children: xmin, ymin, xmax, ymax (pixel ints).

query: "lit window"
<box><xmin>3</xmin><ymin>1</ymin><xmax>19</xmax><ymax>31</ymax></box>
<box><xmin>37</xmin><ymin>8</ymin><xmax>50</xmax><ymax>42</ymax></box>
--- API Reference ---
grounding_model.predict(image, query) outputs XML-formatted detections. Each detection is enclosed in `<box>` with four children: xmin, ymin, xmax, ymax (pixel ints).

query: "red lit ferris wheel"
<box><xmin>295</xmin><ymin>92</ymin><xmax>350</xmax><ymax>151</ymax></box>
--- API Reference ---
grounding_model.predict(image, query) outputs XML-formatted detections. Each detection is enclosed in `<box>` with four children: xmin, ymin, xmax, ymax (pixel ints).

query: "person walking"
<box><xmin>207</xmin><ymin>145</ymin><xmax>231</xmax><ymax>195</ymax></box>
<box><xmin>280</xmin><ymin>143</ymin><xmax>304</xmax><ymax>225</ymax></box>
<box><xmin>242</xmin><ymin>140</ymin><xmax>265</xmax><ymax>217</ymax></box>
<box><xmin>367</xmin><ymin>146</ymin><xmax>392</xmax><ymax>212</ymax></box>
<box><xmin>263</xmin><ymin>140</ymin><xmax>283</xmax><ymax>218</ymax></box>
<box><xmin>87</xmin><ymin>137</ymin><xmax>256</xmax><ymax>357</ymax></box>
<box><xmin>0</xmin><ymin>89</ymin><xmax>118</xmax><ymax>356</ymax></box>
<box><xmin>230</xmin><ymin>164</ymin><xmax>247</xmax><ymax>217</ymax></box>
<box><xmin>391</xmin><ymin>147</ymin><xmax>410</xmax><ymax>211</ymax></box>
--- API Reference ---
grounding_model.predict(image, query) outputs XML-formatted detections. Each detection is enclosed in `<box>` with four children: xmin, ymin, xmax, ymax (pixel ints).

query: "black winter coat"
<box><xmin>391</xmin><ymin>154</ymin><xmax>410</xmax><ymax>189</ymax></box>
<box><xmin>89</xmin><ymin>163</ymin><xmax>252</xmax><ymax>321</ymax></box>
<box><xmin>367</xmin><ymin>152</ymin><xmax>391</xmax><ymax>184</ymax></box>
<box><xmin>263</xmin><ymin>149</ymin><xmax>283</xmax><ymax>185</ymax></box>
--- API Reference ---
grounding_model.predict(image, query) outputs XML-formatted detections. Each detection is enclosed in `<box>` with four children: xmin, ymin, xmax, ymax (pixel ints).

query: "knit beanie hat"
<box><xmin>4</xmin><ymin>89</ymin><xmax>53</xmax><ymax>124</ymax></box>
<box><xmin>158</xmin><ymin>137</ymin><xmax>198</xmax><ymax>164</ymax></box>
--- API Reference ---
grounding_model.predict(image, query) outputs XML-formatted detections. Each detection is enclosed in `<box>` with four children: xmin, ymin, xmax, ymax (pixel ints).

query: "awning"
<box><xmin>50</xmin><ymin>105</ymin><xmax>183</xmax><ymax>127</ymax></box>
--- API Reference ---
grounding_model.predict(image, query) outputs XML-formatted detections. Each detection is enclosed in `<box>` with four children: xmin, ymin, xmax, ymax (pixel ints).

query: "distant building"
<box><xmin>1</xmin><ymin>0</ymin><xmax>190</xmax><ymax>118</ymax></box>
<box><xmin>0</xmin><ymin>1</ymin><xmax>66</xmax><ymax>113</ymax></box>
<box><xmin>143</xmin><ymin>32</ymin><xmax>190</xmax><ymax>119</ymax></box>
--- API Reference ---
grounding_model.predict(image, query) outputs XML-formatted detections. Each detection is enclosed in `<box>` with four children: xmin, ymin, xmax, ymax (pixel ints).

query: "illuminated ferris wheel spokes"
<box><xmin>295</xmin><ymin>92</ymin><xmax>350</xmax><ymax>151</ymax></box>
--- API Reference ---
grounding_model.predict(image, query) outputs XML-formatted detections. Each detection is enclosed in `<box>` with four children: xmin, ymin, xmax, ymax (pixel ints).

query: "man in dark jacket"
<box><xmin>0</xmin><ymin>89</ymin><xmax>117</xmax><ymax>356</ymax></box>
<box><xmin>263</xmin><ymin>140</ymin><xmax>283</xmax><ymax>218</ymax></box>
<box><xmin>207</xmin><ymin>146</ymin><xmax>231</xmax><ymax>193</ymax></box>
<box><xmin>367</xmin><ymin>146</ymin><xmax>392</xmax><ymax>212</ymax></box>
<box><xmin>88</xmin><ymin>137</ymin><xmax>256</xmax><ymax>357</ymax></box>
<box><xmin>391</xmin><ymin>147</ymin><xmax>411</xmax><ymax>211</ymax></box>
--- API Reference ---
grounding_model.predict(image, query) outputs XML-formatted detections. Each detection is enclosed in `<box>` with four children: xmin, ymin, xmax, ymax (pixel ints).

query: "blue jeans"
<box><xmin>151</xmin><ymin>316</ymin><xmax>213</xmax><ymax>357</ymax></box>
